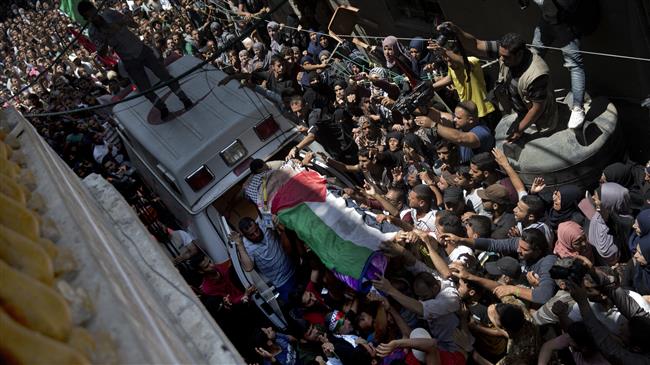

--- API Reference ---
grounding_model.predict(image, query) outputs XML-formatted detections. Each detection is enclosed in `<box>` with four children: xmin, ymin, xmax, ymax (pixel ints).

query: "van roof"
<box><xmin>112</xmin><ymin>56</ymin><xmax>296</xmax><ymax>211</ymax></box>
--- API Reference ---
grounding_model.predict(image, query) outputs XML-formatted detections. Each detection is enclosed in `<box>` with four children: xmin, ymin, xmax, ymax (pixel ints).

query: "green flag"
<box><xmin>59</xmin><ymin>0</ymin><xmax>87</xmax><ymax>25</ymax></box>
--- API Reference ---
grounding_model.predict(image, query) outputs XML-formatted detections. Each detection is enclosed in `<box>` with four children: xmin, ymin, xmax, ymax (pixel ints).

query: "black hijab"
<box><xmin>632</xmin><ymin>209</ymin><xmax>650</xmax><ymax>295</ymax></box>
<box><xmin>547</xmin><ymin>185</ymin><xmax>583</xmax><ymax>230</ymax></box>
<box><xmin>379</xmin><ymin>131</ymin><xmax>404</xmax><ymax>168</ymax></box>
<box><xmin>603</xmin><ymin>162</ymin><xmax>634</xmax><ymax>188</ymax></box>
<box><xmin>603</xmin><ymin>162</ymin><xmax>645</xmax><ymax>211</ymax></box>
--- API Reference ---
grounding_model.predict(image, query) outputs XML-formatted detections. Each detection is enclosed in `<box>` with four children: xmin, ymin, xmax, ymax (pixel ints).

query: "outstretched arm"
<box><xmin>492</xmin><ymin>148</ymin><xmax>526</xmax><ymax>194</ymax></box>
<box><xmin>442</xmin><ymin>22</ymin><xmax>489</xmax><ymax>58</ymax></box>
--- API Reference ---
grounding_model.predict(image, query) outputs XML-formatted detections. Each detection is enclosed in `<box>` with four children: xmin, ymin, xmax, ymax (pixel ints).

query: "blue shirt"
<box><xmin>459</xmin><ymin>123</ymin><xmax>495</xmax><ymax>163</ymax></box>
<box><xmin>263</xmin><ymin>334</ymin><xmax>296</xmax><ymax>365</ymax></box>
<box><xmin>244</xmin><ymin>222</ymin><xmax>295</xmax><ymax>288</ymax></box>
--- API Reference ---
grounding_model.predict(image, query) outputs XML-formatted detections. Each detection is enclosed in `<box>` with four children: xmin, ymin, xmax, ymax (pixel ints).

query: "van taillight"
<box><xmin>185</xmin><ymin>165</ymin><xmax>214</xmax><ymax>192</ymax></box>
<box><xmin>254</xmin><ymin>116</ymin><xmax>279</xmax><ymax>141</ymax></box>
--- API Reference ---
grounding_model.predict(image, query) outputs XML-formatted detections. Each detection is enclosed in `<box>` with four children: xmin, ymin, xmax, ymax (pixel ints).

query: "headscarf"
<box><xmin>252</xmin><ymin>42</ymin><xmax>270</xmax><ymax>70</ymax></box>
<box><xmin>600</xmin><ymin>182</ymin><xmax>631</xmax><ymax>217</ymax></box>
<box><xmin>300</xmin><ymin>55</ymin><xmax>314</xmax><ymax>65</ymax></box>
<box><xmin>326</xmin><ymin>310</ymin><xmax>346</xmax><ymax>333</ymax></box>
<box><xmin>603</xmin><ymin>162</ymin><xmax>645</xmax><ymax>210</ymax></box>
<box><xmin>547</xmin><ymin>185</ymin><xmax>582</xmax><ymax>230</ymax></box>
<box><xmin>252</xmin><ymin>42</ymin><xmax>266</xmax><ymax>53</ymax></box>
<box><xmin>408</xmin><ymin>37</ymin><xmax>430</xmax><ymax>75</ymax></box>
<box><xmin>603</xmin><ymin>162</ymin><xmax>633</xmax><ymax>188</ymax></box>
<box><xmin>382</xmin><ymin>36</ymin><xmax>399</xmax><ymax>68</ymax></box>
<box><xmin>379</xmin><ymin>131</ymin><xmax>404</xmax><ymax>168</ymax></box>
<box><xmin>307</xmin><ymin>30</ymin><xmax>323</xmax><ymax>58</ymax></box>
<box><xmin>629</xmin><ymin>209</ymin><xmax>650</xmax><ymax>257</ymax></box>
<box><xmin>632</xmin><ymin>209</ymin><xmax>650</xmax><ymax>294</ymax></box>
<box><xmin>318</xmin><ymin>50</ymin><xmax>331</xmax><ymax>62</ymax></box>
<box><xmin>238</xmin><ymin>49</ymin><xmax>252</xmax><ymax>72</ymax></box>
<box><xmin>347</xmin><ymin>50</ymin><xmax>369</xmax><ymax>74</ymax></box>
<box><xmin>369</xmin><ymin>67</ymin><xmax>388</xmax><ymax>81</ymax></box>
<box><xmin>554</xmin><ymin>221</ymin><xmax>593</xmax><ymax>262</ymax></box>
<box><xmin>402</xmin><ymin>133</ymin><xmax>427</xmax><ymax>161</ymax></box>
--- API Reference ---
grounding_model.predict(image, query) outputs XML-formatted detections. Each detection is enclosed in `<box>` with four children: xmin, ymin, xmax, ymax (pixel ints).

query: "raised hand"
<box><xmin>507</xmin><ymin>226</ymin><xmax>521</xmax><ymax>238</ymax></box>
<box><xmin>491</xmin><ymin>148</ymin><xmax>509</xmax><ymax>167</ymax></box>
<box><xmin>391</xmin><ymin>166</ymin><xmax>403</xmax><ymax>182</ymax></box>
<box><xmin>414</xmin><ymin>115</ymin><xmax>434</xmax><ymax>128</ymax></box>
<box><xmin>530</xmin><ymin>177</ymin><xmax>546</xmax><ymax>194</ymax></box>
<box><xmin>363</xmin><ymin>180</ymin><xmax>377</xmax><ymax>197</ymax></box>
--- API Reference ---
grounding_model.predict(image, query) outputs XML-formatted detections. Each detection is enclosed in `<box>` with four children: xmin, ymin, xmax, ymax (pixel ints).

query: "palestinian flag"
<box><xmin>59</xmin><ymin>0</ymin><xmax>86</xmax><ymax>25</ymax></box>
<box><xmin>271</xmin><ymin>170</ymin><xmax>394</xmax><ymax>281</ymax></box>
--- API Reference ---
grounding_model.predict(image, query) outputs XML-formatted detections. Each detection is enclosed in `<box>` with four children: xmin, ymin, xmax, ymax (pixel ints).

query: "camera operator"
<box><xmin>442</xmin><ymin>23</ymin><xmax>558</xmax><ymax>143</ymax></box>
<box><xmin>414</xmin><ymin>100</ymin><xmax>495</xmax><ymax>164</ymax></box>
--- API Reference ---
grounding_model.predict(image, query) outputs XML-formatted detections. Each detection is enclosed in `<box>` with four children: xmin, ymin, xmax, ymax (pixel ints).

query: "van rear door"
<box><xmin>220</xmin><ymin>216</ymin><xmax>288</xmax><ymax>330</ymax></box>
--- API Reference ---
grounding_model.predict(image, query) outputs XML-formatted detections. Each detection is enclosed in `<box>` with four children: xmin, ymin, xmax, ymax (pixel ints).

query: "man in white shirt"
<box><xmin>399</xmin><ymin>184</ymin><xmax>438</xmax><ymax>233</ymax></box>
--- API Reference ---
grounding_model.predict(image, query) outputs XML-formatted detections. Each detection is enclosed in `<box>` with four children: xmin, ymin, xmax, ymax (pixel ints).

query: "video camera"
<box><xmin>392</xmin><ymin>81</ymin><xmax>435</xmax><ymax>119</ymax></box>
<box><xmin>549</xmin><ymin>260</ymin><xmax>589</xmax><ymax>283</ymax></box>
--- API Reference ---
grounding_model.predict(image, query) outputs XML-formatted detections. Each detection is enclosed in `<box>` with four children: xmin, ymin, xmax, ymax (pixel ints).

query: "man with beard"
<box><xmin>478</xmin><ymin>183</ymin><xmax>517</xmax><ymax>239</ymax></box>
<box><xmin>230</xmin><ymin>217</ymin><xmax>296</xmax><ymax>302</ymax></box>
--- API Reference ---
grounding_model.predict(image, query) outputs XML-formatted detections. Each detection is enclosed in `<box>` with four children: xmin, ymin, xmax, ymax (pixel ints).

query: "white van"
<box><xmin>111</xmin><ymin>56</ymin><xmax>303</xmax><ymax>329</ymax></box>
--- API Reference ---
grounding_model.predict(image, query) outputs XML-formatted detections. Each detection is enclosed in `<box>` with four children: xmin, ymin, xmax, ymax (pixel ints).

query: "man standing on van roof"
<box><xmin>77</xmin><ymin>0</ymin><xmax>193</xmax><ymax>120</ymax></box>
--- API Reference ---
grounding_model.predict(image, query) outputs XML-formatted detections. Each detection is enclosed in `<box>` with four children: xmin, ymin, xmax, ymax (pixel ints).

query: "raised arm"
<box><xmin>363</xmin><ymin>182</ymin><xmax>400</xmax><ymax>217</ymax></box>
<box><xmin>323</xmin><ymin>155</ymin><xmax>360</xmax><ymax>173</ymax></box>
<box><xmin>372</xmin><ymin>276</ymin><xmax>424</xmax><ymax>317</ymax></box>
<box><xmin>415</xmin><ymin>114</ymin><xmax>480</xmax><ymax>148</ymax></box>
<box><xmin>492</xmin><ymin>148</ymin><xmax>526</xmax><ymax>194</ymax></box>
<box><xmin>442</xmin><ymin>22</ymin><xmax>489</xmax><ymax>58</ymax></box>
<box><xmin>417</xmin><ymin>232</ymin><xmax>452</xmax><ymax>279</ymax></box>
<box><xmin>230</xmin><ymin>232</ymin><xmax>254</xmax><ymax>272</ymax></box>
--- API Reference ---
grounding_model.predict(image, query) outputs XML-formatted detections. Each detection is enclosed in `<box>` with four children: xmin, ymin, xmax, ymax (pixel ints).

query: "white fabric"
<box><xmin>448</xmin><ymin>245</ymin><xmax>475</xmax><ymax>264</ymax></box>
<box><xmin>305</xmin><ymin>191</ymin><xmax>396</xmax><ymax>252</ymax></box>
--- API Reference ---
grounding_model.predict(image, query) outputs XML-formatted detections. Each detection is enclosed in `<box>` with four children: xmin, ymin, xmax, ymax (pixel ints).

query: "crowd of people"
<box><xmin>2</xmin><ymin>0</ymin><xmax>650</xmax><ymax>364</ymax></box>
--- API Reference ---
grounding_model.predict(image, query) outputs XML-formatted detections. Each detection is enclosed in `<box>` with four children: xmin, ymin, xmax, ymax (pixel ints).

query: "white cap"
<box><xmin>409</xmin><ymin>328</ymin><xmax>432</xmax><ymax>362</ymax></box>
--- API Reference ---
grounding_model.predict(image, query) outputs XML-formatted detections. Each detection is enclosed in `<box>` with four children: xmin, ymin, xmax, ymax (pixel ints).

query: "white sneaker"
<box><xmin>568</xmin><ymin>106</ymin><xmax>585</xmax><ymax>129</ymax></box>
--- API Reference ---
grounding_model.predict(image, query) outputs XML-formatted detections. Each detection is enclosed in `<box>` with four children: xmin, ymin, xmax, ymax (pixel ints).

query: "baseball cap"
<box><xmin>409</xmin><ymin>328</ymin><xmax>432</xmax><ymax>362</ymax></box>
<box><xmin>484</xmin><ymin>256</ymin><xmax>521</xmax><ymax>278</ymax></box>
<box><xmin>477</xmin><ymin>184</ymin><xmax>510</xmax><ymax>204</ymax></box>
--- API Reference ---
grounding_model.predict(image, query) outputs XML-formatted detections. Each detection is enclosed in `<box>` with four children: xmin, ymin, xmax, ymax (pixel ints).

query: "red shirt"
<box><xmin>200</xmin><ymin>262</ymin><xmax>245</xmax><ymax>304</ymax></box>
<box><xmin>302</xmin><ymin>281</ymin><xmax>327</xmax><ymax>325</ymax></box>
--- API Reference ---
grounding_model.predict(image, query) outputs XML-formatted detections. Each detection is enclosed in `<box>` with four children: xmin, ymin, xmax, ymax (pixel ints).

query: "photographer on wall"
<box><xmin>439</xmin><ymin>22</ymin><xmax>558</xmax><ymax>143</ymax></box>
